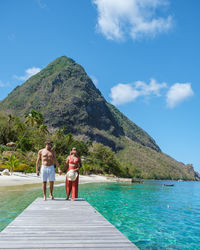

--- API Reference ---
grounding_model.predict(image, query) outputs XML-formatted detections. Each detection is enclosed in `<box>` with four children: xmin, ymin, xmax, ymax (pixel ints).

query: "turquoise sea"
<box><xmin>0</xmin><ymin>180</ymin><xmax>200</xmax><ymax>249</ymax></box>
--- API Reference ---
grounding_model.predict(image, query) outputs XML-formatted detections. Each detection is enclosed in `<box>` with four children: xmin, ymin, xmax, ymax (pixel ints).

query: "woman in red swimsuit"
<box><xmin>64</xmin><ymin>147</ymin><xmax>82</xmax><ymax>200</ymax></box>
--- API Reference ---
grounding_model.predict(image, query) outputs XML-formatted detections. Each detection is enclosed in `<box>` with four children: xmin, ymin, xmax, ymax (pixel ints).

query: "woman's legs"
<box><xmin>65</xmin><ymin>178</ymin><xmax>72</xmax><ymax>199</ymax></box>
<box><xmin>75</xmin><ymin>174</ymin><xmax>79</xmax><ymax>198</ymax></box>
<box><xmin>71</xmin><ymin>174</ymin><xmax>79</xmax><ymax>199</ymax></box>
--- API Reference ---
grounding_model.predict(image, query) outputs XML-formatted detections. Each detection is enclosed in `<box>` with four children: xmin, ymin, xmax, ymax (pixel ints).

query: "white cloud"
<box><xmin>14</xmin><ymin>67</ymin><xmax>41</xmax><ymax>81</ymax></box>
<box><xmin>110</xmin><ymin>83</ymin><xmax>140</xmax><ymax>105</ymax></box>
<box><xmin>93</xmin><ymin>0</ymin><xmax>172</xmax><ymax>41</ymax></box>
<box><xmin>110</xmin><ymin>78</ymin><xmax>167</xmax><ymax>105</ymax></box>
<box><xmin>134</xmin><ymin>78</ymin><xmax>167</xmax><ymax>96</ymax></box>
<box><xmin>166</xmin><ymin>83</ymin><xmax>194</xmax><ymax>108</ymax></box>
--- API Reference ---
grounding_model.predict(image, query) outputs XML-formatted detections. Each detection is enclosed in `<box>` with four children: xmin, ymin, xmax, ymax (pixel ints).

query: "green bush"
<box><xmin>0</xmin><ymin>145</ymin><xmax>7</xmax><ymax>154</ymax></box>
<box><xmin>15</xmin><ymin>163</ymin><xmax>29</xmax><ymax>173</ymax></box>
<box><xmin>79</xmin><ymin>163</ymin><xmax>92</xmax><ymax>175</ymax></box>
<box><xmin>86</xmin><ymin>143</ymin><xmax>125</xmax><ymax>177</ymax></box>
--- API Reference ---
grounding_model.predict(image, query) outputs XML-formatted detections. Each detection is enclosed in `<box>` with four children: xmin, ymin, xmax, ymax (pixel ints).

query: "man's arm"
<box><xmin>53</xmin><ymin>151</ymin><xmax>62</xmax><ymax>175</ymax></box>
<box><xmin>36</xmin><ymin>150</ymin><xmax>42</xmax><ymax>175</ymax></box>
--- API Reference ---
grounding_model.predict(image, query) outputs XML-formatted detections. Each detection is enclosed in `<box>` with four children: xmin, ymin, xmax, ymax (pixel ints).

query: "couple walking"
<box><xmin>36</xmin><ymin>140</ymin><xmax>82</xmax><ymax>201</ymax></box>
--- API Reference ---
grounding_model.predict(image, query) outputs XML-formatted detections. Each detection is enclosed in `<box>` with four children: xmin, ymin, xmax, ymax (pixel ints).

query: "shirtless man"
<box><xmin>36</xmin><ymin>140</ymin><xmax>62</xmax><ymax>200</ymax></box>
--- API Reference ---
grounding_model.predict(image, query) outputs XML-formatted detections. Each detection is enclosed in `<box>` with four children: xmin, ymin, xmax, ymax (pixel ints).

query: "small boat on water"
<box><xmin>163</xmin><ymin>184</ymin><xmax>174</xmax><ymax>187</ymax></box>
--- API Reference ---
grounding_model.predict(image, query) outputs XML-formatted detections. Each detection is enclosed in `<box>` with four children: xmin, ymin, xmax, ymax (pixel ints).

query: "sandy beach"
<box><xmin>0</xmin><ymin>172</ymin><xmax>131</xmax><ymax>187</ymax></box>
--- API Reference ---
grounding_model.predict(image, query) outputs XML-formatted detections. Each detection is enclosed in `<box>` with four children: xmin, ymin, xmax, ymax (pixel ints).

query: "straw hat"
<box><xmin>66</xmin><ymin>170</ymin><xmax>78</xmax><ymax>181</ymax></box>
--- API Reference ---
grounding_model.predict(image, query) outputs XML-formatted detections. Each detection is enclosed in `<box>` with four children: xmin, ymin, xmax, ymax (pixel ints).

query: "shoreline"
<box><xmin>0</xmin><ymin>172</ymin><xmax>198</xmax><ymax>189</ymax></box>
<box><xmin>0</xmin><ymin>172</ymin><xmax>132</xmax><ymax>188</ymax></box>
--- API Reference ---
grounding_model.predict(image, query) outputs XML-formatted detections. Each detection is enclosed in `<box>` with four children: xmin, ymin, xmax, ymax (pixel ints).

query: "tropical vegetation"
<box><xmin>0</xmin><ymin>110</ymin><xmax>128</xmax><ymax>177</ymax></box>
<box><xmin>0</xmin><ymin>56</ymin><xmax>198</xmax><ymax>180</ymax></box>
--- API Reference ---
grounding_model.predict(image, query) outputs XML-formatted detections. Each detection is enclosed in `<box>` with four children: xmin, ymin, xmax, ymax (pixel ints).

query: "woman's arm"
<box><xmin>63</xmin><ymin>156</ymin><xmax>69</xmax><ymax>172</ymax></box>
<box><xmin>78</xmin><ymin>157</ymin><xmax>82</xmax><ymax>169</ymax></box>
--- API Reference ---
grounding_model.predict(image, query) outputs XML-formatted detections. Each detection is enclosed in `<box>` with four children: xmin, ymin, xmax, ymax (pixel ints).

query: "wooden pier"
<box><xmin>0</xmin><ymin>198</ymin><xmax>138</xmax><ymax>249</ymax></box>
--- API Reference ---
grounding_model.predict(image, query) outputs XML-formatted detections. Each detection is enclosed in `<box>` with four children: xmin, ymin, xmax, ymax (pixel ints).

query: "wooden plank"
<box><xmin>0</xmin><ymin>198</ymin><xmax>138</xmax><ymax>249</ymax></box>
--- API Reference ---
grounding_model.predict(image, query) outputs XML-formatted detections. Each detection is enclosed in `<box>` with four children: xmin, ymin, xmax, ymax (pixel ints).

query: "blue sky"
<box><xmin>0</xmin><ymin>0</ymin><xmax>200</xmax><ymax>171</ymax></box>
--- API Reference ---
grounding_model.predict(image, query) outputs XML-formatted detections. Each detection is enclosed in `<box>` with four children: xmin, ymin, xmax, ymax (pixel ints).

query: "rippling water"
<box><xmin>0</xmin><ymin>180</ymin><xmax>200</xmax><ymax>249</ymax></box>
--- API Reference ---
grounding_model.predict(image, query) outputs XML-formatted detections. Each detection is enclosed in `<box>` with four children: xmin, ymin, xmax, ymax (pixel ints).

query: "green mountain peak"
<box><xmin>0</xmin><ymin>56</ymin><xmax>197</xmax><ymax>180</ymax></box>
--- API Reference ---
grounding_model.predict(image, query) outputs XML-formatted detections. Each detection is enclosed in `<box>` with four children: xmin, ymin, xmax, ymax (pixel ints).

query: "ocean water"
<box><xmin>0</xmin><ymin>180</ymin><xmax>200</xmax><ymax>249</ymax></box>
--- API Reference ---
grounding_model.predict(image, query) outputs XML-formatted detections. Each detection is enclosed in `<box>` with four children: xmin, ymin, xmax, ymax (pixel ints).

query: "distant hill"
<box><xmin>0</xmin><ymin>56</ymin><xmax>198</xmax><ymax>180</ymax></box>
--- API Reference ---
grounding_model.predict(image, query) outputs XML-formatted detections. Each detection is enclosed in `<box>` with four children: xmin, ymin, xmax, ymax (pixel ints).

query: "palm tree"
<box><xmin>25</xmin><ymin>109</ymin><xmax>44</xmax><ymax>127</ymax></box>
<box><xmin>55</xmin><ymin>126</ymin><xmax>67</xmax><ymax>137</ymax></box>
<box><xmin>10</xmin><ymin>110</ymin><xmax>44</xmax><ymax>152</ymax></box>
<box><xmin>5</xmin><ymin>154</ymin><xmax>20</xmax><ymax>174</ymax></box>
<box><xmin>38</xmin><ymin>124</ymin><xmax>49</xmax><ymax>135</ymax></box>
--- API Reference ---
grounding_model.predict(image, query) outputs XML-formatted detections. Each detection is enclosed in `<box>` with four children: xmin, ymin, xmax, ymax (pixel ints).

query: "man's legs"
<box><xmin>41</xmin><ymin>166</ymin><xmax>47</xmax><ymax>201</ymax></box>
<box><xmin>43</xmin><ymin>182</ymin><xmax>47</xmax><ymax>201</ymax></box>
<box><xmin>49</xmin><ymin>181</ymin><xmax>54</xmax><ymax>200</ymax></box>
<box><xmin>49</xmin><ymin>166</ymin><xmax>55</xmax><ymax>200</ymax></box>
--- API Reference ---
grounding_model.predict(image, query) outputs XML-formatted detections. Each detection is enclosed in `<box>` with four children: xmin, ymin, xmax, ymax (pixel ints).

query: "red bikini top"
<box><xmin>69</xmin><ymin>155</ymin><xmax>79</xmax><ymax>164</ymax></box>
